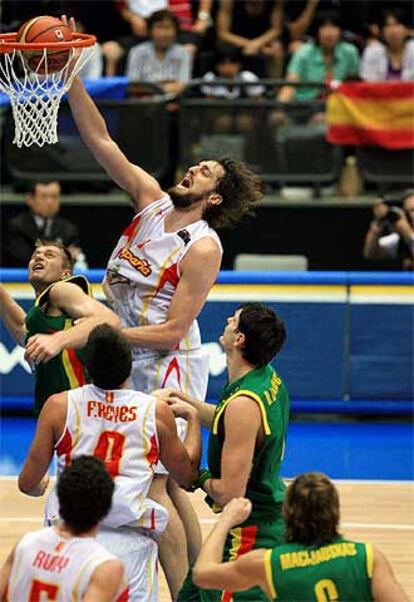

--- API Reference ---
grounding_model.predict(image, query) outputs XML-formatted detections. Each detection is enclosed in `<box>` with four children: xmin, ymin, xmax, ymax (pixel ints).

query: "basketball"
<box><xmin>17</xmin><ymin>16</ymin><xmax>72</xmax><ymax>74</ymax></box>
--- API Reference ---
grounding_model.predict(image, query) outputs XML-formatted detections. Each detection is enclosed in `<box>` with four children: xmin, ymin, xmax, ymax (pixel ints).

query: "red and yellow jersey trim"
<box><xmin>61</xmin><ymin>320</ymin><xmax>87</xmax><ymax>390</ymax></box>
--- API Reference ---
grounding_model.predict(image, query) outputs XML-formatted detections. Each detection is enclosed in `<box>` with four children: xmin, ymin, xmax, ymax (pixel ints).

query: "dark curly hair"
<box><xmin>85</xmin><ymin>324</ymin><xmax>132</xmax><ymax>390</ymax></box>
<box><xmin>202</xmin><ymin>158</ymin><xmax>263</xmax><ymax>230</ymax></box>
<box><xmin>284</xmin><ymin>472</ymin><xmax>341</xmax><ymax>546</ymax></box>
<box><xmin>237</xmin><ymin>303</ymin><xmax>286</xmax><ymax>367</ymax></box>
<box><xmin>58</xmin><ymin>456</ymin><xmax>114</xmax><ymax>534</ymax></box>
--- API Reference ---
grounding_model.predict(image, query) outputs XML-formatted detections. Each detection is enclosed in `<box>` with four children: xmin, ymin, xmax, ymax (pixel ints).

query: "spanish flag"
<box><xmin>327</xmin><ymin>82</ymin><xmax>414</xmax><ymax>150</ymax></box>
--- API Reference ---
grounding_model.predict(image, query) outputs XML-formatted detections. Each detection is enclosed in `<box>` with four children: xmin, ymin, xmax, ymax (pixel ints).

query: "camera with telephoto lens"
<box><xmin>377</xmin><ymin>200</ymin><xmax>403</xmax><ymax>228</ymax></box>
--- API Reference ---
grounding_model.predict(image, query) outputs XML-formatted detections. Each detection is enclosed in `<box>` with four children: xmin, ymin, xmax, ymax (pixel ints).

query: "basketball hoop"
<box><xmin>0</xmin><ymin>32</ymin><xmax>96</xmax><ymax>147</ymax></box>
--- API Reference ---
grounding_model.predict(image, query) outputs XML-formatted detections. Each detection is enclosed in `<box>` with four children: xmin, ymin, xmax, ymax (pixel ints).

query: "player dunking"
<box><xmin>65</xmin><ymin>15</ymin><xmax>262</xmax><ymax>596</ymax></box>
<box><xmin>18</xmin><ymin>324</ymin><xmax>201</xmax><ymax>601</ymax></box>
<box><xmin>1</xmin><ymin>456</ymin><xmax>125</xmax><ymax>602</ymax></box>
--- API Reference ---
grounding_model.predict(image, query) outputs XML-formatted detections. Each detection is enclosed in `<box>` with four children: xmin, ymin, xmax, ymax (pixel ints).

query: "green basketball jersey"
<box><xmin>264</xmin><ymin>537</ymin><xmax>374</xmax><ymax>601</ymax></box>
<box><xmin>207</xmin><ymin>364</ymin><xmax>290</xmax><ymax>520</ymax></box>
<box><xmin>25</xmin><ymin>275</ymin><xmax>91</xmax><ymax>416</ymax></box>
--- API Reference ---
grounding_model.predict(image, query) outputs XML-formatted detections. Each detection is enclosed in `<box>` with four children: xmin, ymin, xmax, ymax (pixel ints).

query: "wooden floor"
<box><xmin>1</xmin><ymin>479</ymin><xmax>413</xmax><ymax>601</ymax></box>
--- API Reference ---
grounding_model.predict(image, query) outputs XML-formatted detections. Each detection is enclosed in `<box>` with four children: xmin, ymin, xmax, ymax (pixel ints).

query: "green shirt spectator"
<box><xmin>277</xmin><ymin>10</ymin><xmax>359</xmax><ymax>104</ymax></box>
<box><xmin>287</xmin><ymin>40</ymin><xmax>360</xmax><ymax>100</ymax></box>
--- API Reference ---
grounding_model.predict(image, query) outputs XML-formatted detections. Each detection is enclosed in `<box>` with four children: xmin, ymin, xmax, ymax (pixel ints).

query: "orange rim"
<box><xmin>0</xmin><ymin>32</ymin><xmax>96</xmax><ymax>54</ymax></box>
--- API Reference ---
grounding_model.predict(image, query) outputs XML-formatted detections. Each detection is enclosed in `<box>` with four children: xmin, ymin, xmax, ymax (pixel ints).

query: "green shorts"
<box><xmin>178</xmin><ymin>509</ymin><xmax>285</xmax><ymax>602</ymax></box>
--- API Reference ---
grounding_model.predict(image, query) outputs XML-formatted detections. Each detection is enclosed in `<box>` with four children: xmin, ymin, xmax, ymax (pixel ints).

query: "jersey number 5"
<box><xmin>29</xmin><ymin>580</ymin><xmax>59</xmax><ymax>601</ymax></box>
<box><xmin>94</xmin><ymin>431</ymin><xmax>126</xmax><ymax>478</ymax></box>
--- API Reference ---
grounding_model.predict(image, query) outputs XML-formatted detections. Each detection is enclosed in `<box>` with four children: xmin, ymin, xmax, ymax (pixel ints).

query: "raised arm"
<box><xmin>67</xmin><ymin>77</ymin><xmax>163</xmax><ymax>211</ymax></box>
<box><xmin>25</xmin><ymin>281</ymin><xmax>120</xmax><ymax>364</ymax></box>
<box><xmin>123</xmin><ymin>237</ymin><xmax>221</xmax><ymax>350</ymax></box>
<box><xmin>18</xmin><ymin>392</ymin><xmax>66</xmax><ymax>495</ymax></box>
<box><xmin>0</xmin><ymin>284</ymin><xmax>26</xmax><ymax>346</ymax></box>
<box><xmin>156</xmin><ymin>400</ymin><xmax>201</xmax><ymax>489</ymax></box>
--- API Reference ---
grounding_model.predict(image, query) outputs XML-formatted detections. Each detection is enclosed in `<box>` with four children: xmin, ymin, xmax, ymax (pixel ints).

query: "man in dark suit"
<box><xmin>6</xmin><ymin>180</ymin><xmax>87</xmax><ymax>268</ymax></box>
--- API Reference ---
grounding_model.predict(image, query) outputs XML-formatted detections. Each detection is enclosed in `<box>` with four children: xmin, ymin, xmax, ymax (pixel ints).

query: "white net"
<box><xmin>0</xmin><ymin>43</ymin><xmax>95</xmax><ymax>147</ymax></box>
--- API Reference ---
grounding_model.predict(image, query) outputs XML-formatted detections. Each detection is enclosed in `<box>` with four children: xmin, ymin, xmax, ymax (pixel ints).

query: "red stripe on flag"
<box><xmin>335</xmin><ymin>82</ymin><xmax>414</xmax><ymax>101</ymax></box>
<box><xmin>67</xmin><ymin>348</ymin><xmax>87</xmax><ymax>385</ymax></box>
<box><xmin>327</xmin><ymin>124</ymin><xmax>414</xmax><ymax>149</ymax></box>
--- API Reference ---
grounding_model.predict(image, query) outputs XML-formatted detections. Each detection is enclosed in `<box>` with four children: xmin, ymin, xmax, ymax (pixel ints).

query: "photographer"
<box><xmin>364</xmin><ymin>190</ymin><xmax>414</xmax><ymax>270</ymax></box>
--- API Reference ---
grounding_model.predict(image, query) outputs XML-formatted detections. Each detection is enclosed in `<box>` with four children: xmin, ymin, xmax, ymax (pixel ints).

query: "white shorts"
<box><xmin>97</xmin><ymin>525</ymin><xmax>158</xmax><ymax>602</ymax></box>
<box><xmin>129</xmin><ymin>348</ymin><xmax>209</xmax><ymax>398</ymax></box>
<box><xmin>129</xmin><ymin>349</ymin><xmax>209</xmax><ymax>476</ymax></box>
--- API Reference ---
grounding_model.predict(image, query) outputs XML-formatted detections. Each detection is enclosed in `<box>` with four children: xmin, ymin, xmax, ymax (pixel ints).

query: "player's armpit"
<box><xmin>18</xmin><ymin>393</ymin><xmax>66</xmax><ymax>495</ymax></box>
<box><xmin>371</xmin><ymin>547</ymin><xmax>410</xmax><ymax>602</ymax></box>
<box><xmin>83</xmin><ymin>560</ymin><xmax>124</xmax><ymax>602</ymax></box>
<box><xmin>193</xmin><ymin>549</ymin><xmax>270</xmax><ymax>596</ymax></box>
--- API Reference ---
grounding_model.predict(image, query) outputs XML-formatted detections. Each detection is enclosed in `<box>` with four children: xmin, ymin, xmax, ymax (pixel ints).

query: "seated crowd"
<box><xmin>1</xmin><ymin>0</ymin><xmax>413</xmax><ymax>90</ymax></box>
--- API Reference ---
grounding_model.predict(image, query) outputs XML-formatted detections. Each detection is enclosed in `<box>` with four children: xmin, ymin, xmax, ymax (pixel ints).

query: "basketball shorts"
<box><xmin>97</xmin><ymin>525</ymin><xmax>158</xmax><ymax>602</ymax></box>
<box><xmin>178</xmin><ymin>508</ymin><xmax>285</xmax><ymax>602</ymax></box>
<box><xmin>130</xmin><ymin>349</ymin><xmax>209</xmax><ymax>475</ymax></box>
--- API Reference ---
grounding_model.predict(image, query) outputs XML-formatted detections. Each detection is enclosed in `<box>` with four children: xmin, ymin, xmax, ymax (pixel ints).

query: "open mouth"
<box><xmin>180</xmin><ymin>174</ymin><xmax>192</xmax><ymax>188</ymax></box>
<box><xmin>32</xmin><ymin>263</ymin><xmax>45</xmax><ymax>272</ymax></box>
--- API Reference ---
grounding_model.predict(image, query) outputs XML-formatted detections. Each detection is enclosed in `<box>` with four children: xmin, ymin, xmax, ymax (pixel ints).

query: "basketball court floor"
<box><xmin>1</xmin><ymin>415</ymin><xmax>413</xmax><ymax>599</ymax></box>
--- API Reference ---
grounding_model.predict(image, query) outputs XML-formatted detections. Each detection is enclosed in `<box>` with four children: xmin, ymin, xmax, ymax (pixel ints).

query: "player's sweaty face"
<box><xmin>28</xmin><ymin>246</ymin><xmax>68</xmax><ymax>285</ymax></box>
<box><xmin>171</xmin><ymin>161</ymin><xmax>225</xmax><ymax>206</ymax></box>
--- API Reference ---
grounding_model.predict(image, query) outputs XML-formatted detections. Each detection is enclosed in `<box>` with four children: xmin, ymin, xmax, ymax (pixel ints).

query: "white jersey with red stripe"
<box><xmin>45</xmin><ymin>384</ymin><xmax>168</xmax><ymax>533</ymax></box>
<box><xmin>7</xmin><ymin>527</ymin><xmax>119</xmax><ymax>602</ymax></box>
<box><xmin>103</xmin><ymin>195</ymin><xmax>222</xmax><ymax>359</ymax></box>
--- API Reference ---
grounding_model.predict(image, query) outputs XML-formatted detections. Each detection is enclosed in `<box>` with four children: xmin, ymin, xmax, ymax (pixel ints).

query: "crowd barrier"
<box><xmin>1</xmin><ymin>270</ymin><xmax>412</xmax><ymax>414</ymax></box>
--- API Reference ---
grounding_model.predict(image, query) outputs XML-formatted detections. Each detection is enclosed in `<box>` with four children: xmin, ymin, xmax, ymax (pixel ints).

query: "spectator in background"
<box><xmin>201</xmin><ymin>45</ymin><xmax>264</xmax><ymax>134</ymax></box>
<box><xmin>216</xmin><ymin>0</ymin><xmax>284</xmax><ymax>78</ymax></box>
<box><xmin>126</xmin><ymin>9</ymin><xmax>192</xmax><ymax>96</ymax></box>
<box><xmin>6</xmin><ymin>180</ymin><xmax>88</xmax><ymax>270</ymax></box>
<box><xmin>101</xmin><ymin>0</ymin><xmax>167</xmax><ymax>76</ymax></box>
<box><xmin>363</xmin><ymin>191</ymin><xmax>414</xmax><ymax>271</ymax></box>
<box><xmin>273</xmin><ymin>10</ymin><xmax>359</xmax><ymax>125</ymax></box>
<box><xmin>168</xmin><ymin>0</ymin><xmax>213</xmax><ymax>59</ymax></box>
<box><xmin>360</xmin><ymin>9</ymin><xmax>414</xmax><ymax>81</ymax></box>
<box><xmin>278</xmin><ymin>10</ymin><xmax>360</xmax><ymax>104</ymax></box>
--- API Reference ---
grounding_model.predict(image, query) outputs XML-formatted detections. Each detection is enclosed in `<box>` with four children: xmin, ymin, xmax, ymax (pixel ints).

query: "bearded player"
<box><xmin>66</xmin><ymin>24</ymin><xmax>262</xmax><ymax>597</ymax></box>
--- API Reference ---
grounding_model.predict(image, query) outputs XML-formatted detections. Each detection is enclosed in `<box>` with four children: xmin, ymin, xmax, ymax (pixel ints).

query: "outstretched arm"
<box><xmin>67</xmin><ymin>77</ymin><xmax>163</xmax><ymax>211</ymax></box>
<box><xmin>25</xmin><ymin>281</ymin><xmax>120</xmax><ymax>364</ymax></box>
<box><xmin>0</xmin><ymin>284</ymin><xmax>26</xmax><ymax>346</ymax></box>
<box><xmin>193</xmin><ymin>498</ymin><xmax>271</xmax><ymax>596</ymax></box>
<box><xmin>153</xmin><ymin>388</ymin><xmax>215</xmax><ymax>429</ymax></box>
<box><xmin>123</xmin><ymin>237</ymin><xmax>221</xmax><ymax>350</ymax></box>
